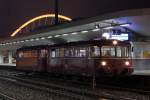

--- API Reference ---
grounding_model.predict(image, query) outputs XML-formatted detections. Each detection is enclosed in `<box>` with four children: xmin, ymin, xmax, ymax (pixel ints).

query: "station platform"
<box><xmin>133</xmin><ymin>70</ymin><xmax>150</xmax><ymax>75</ymax></box>
<box><xmin>0</xmin><ymin>63</ymin><xmax>16</xmax><ymax>66</ymax></box>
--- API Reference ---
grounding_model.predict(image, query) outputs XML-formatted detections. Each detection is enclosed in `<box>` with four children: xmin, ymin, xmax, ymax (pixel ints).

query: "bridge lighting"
<box><xmin>11</xmin><ymin>14</ymin><xmax>72</xmax><ymax>37</ymax></box>
<box><xmin>71</xmin><ymin>32</ymin><xmax>78</xmax><ymax>35</ymax></box>
<box><xmin>92</xmin><ymin>28</ymin><xmax>100</xmax><ymax>32</ymax></box>
<box><xmin>47</xmin><ymin>36</ymin><xmax>52</xmax><ymax>38</ymax></box>
<box><xmin>54</xmin><ymin>35</ymin><xmax>61</xmax><ymax>37</ymax></box>
<box><xmin>81</xmin><ymin>30</ymin><xmax>88</xmax><ymax>33</ymax></box>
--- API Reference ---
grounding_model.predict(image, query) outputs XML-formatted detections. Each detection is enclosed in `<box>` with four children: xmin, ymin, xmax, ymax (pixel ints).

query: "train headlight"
<box><xmin>125</xmin><ymin>61</ymin><xmax>130</xmax><ymax>66</ymax></box>
<box><xmin>113</xmin><ymin>40</ymin><xmax>118</xmax><ymax>45</ymax></box>
<box><xmin>101</xmin><ymin>61</ymin><xmax>107</xmax><ymax>66</ymax></box>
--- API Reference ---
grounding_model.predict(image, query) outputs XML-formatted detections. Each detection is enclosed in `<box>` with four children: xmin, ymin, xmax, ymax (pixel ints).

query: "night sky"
<box><xmin>1</xmin><ymin>0</ymin><xmax>150</xmax><ymax>38</ymax></box>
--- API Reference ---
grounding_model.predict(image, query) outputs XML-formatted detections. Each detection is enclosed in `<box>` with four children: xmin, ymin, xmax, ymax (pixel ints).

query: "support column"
<box><xmin>0</xmin><ymin>51</ymin><xmax>3</xmax><ymax>64</ymax></box>
<box><xmin>8</xmin><ymin>51</ymin><xmax>13</xmax><ymax>64</ymax></box>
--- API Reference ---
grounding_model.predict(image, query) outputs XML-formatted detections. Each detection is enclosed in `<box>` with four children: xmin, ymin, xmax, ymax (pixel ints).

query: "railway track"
<box><xmin>0</xmin><ymin>92</ymin><xmax>16</xmax><ymax>100</ymax></box>
<box><xmin>0</xmin><ymin>69</ymin><xmax>149</xmax><ymax>100</ymax></box>
<box><xmin>0</xmin><ymin>74</ymin><xmax>140</xmax><ymax>100</ymax></box>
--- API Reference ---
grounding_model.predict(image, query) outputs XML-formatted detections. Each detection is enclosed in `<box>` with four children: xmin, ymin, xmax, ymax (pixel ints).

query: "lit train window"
<box><xmin>18</xmin><ymin>50</ymin><xmax>38</xmax><ymax>58</ymax></box>
<box><xmin>51</xmin><ymin>50</ymin><xmax>56</xmax><ymax>58</ymax></box>
<box><xmin>91</xmin><ymin>46</ymin><xmax>100</xmax><ymax>57</ymax></box>
<box><xmin>40</xmin><ymin>49</ymin><xmax>48</xmax><ymax>58</ymax></box>
<box><xmin>80</xmin><ymin>49</ymin><xmax>86</xmax><ymax>57</ymax></box>
<box><xmin>116</xmin><ymin>46</ymin><xmax>129</xmax><ymax>57</ymax></box>
<box><xmin>101</xmin><ymin>46</ymin><xmax>115</xmax><ymax>57</ymax></box>
<box><xmin>18</xmin><ymin>52</ymin><xmax>24</xmax><ymax>58</ymax></box>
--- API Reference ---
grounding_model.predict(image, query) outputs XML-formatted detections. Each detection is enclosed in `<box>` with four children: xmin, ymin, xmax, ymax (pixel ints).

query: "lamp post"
<box><xmin>54</xmin><ymin>0</ymin><xmax>59</xmax><ymax>25</ymax></box>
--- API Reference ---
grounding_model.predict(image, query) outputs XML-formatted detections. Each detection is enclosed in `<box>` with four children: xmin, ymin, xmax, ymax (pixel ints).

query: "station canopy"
<box><xmin>0</xmin><ymin>11</ymin><xmax>150</xmax><ymax>50</ymax></box>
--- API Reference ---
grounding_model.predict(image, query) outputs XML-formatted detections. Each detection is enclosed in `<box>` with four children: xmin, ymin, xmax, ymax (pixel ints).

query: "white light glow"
<box><xmin>21</xmin><ymin>41</ymin><xmax>24</xmax><ymax>43</ymax></box>
<box><xmin>35</xmin><ymin>38</ymin><xmax>40</xmax><ymax>41</ymax></box>
<box><xmin>102</xmin><ymin>32</ymin><xmax>110</xmax><ymax>39</ymax></box>
<box><xmin>71</xmin><ymin>32</ymin><xmax>78</xmax><ymax>35</ymax></box>
<box><xmin>81</xmin><ymin>30</ymin><xmax>88</xmax><ymax>33</ymax></box>
<box><xmin>113</xmin><ymin>40</ymin><xmax>118</xmax><ymax>45</ymax></box>
<box><xmin>92</xmin><ymin>28</ymin><xmax>100</xmax><ymax>32</ymax></box>
<box><xmin>41</xmin><ymin>37</ymin><xmax>46</xmax><ymax>40</ymax></box>
<box><xmin>111</xmin><ymin>34</ymin><xmax>128</xmax><ymax>40</ymax></box>
<box><xmin>54</xmin><ymin>35</ymin><xmax>61</xmax><ymax>37</ymax></box>
<box><xmin>125</xmin><ymin>61</ymin><xmax>130</xmax><ymax>66</ymax></box>
<box><xmin>101</xmin><ymin>61</ymin><xmax>107</xmax><ymax>66</ymax></box>
<box><xmin>63</xmin><ymin>34</ymin><xmax>69</xmax><ymax>36</ymax></box>
<box><xmin>47</xmin><ymin>36</ymin><xmax>52</xmax><ymax>38</ymax></box>
<box><xmin>30</xmin><ymin>39</ymin><xmax>34</xmax><ymax>41</ymax></box>
<box><xmin>120</xmin><ymin>23</ymin><xmax>130</xmax><ymax>27</ymax></box>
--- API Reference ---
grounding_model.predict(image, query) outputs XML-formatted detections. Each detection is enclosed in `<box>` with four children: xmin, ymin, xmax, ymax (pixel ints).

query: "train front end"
<box><xmin>97</xmin><ymin>40</ymin><xmax>133</xmax><ymax>75</ymax></box>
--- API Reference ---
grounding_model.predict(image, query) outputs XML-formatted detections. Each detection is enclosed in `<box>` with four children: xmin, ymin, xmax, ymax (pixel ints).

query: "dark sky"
<box><xmin>1</xmin><ymin>0</ymin><xmax>150</xmax><ymax>37</ymax></box>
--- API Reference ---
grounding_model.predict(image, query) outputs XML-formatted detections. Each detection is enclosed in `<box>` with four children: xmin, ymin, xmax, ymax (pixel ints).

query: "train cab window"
<box><xmin>116</xmin><ymin>46</ymin><xmax>129</xmax><ymax>57</ymax></box>
<box><xmin>101</xmin><ymin>46</ymin><xmax>115</xmax><ymax>57</ymax></box>
<box><xmin>91</xmin><ymin>46</ymin><xmax>100</xmax><ymax>57</ymax></box>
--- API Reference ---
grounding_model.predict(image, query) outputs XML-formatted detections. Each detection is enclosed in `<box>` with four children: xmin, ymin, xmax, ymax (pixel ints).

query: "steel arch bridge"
<box><xmin>11</xmin><ymin>14</ymin><xmax>72</xmax><ymax>37</ymax></box>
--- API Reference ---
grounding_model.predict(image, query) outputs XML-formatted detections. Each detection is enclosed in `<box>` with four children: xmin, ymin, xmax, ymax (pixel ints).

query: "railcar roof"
<box><xmin>17</xmin><ymin>39</ymin><xmax>130</xmax><ymax>51</ymax></box>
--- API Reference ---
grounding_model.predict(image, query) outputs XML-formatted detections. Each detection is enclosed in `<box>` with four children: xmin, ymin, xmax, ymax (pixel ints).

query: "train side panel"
<box><xmin>47</xmin><ymin>57</ymin><xmax>94</xmax><ymax>77</ymax></box>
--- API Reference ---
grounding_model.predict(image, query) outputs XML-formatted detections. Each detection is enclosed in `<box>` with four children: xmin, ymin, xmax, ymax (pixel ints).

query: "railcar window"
<box><xmin>101</xmin><ymin>46</ymin><xmax>115</xmax><ymax>57</ymax></box>
<box><xmin>40</xmin><ymin>49</ymin><xmax>48</xmax><ymax>58</ymax></box>
<box><xmin>18</xmin><ymin>52</ymin><xmax>24</xmax><ymax>58</ymax></box>
<box><xmin>59</xmin><ymin>48</ymin><xmax>65</xmax><ymax>57</ymax></box>
<box><xmin>79</xmin><ymin>49</ymin><xmax>86</xmax><ymax>57</ymax></box>
<box><xmin>91</xmin><ymin>46</ymin><xmax>100</xmax><ymax>57</ymax></box>
<box><xmin>116</xmin><ymin>46</ymin><xmax>129</xmax><ymax>57</ymax></box>
<box><xmin>64</xmin><ymin>47</ymin><xmax>88</xmax><ymax>57</ymax></box>
<box><xmin>18</xmin><ymin>50</ymin><xmax>38</xmax><ymax>58</ymax></box>
<box><xmin>51</xmin><ymin>50</ymin><xmax>56</xmax><ymax>58</ymax></box>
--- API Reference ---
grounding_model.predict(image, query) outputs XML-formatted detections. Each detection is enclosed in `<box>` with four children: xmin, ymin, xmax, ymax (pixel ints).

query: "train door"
<box><xmin>38</xmin><ymin>49</ymin><xmax>48</xmax><ymax>72</ymax></box>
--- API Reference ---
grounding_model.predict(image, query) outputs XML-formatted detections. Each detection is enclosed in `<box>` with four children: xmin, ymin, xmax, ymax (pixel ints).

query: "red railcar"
<box><xmin>16</xmin><ymin>40</ymin><xmax>133</xmax><ymax>76</ymax></box>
